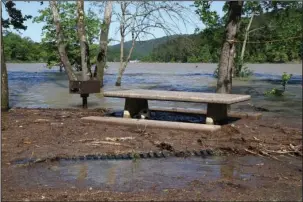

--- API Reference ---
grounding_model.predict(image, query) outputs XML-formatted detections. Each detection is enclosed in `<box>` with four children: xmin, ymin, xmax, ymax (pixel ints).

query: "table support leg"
<box><xmin>123</xmin><ymin>98</ymin><xmax>149</xmax><ymax>118</ymax></box>
<box><xmin>206</xmin><ymin>103</ymin><xmax>228</xmax><ymax>125</ymax></box>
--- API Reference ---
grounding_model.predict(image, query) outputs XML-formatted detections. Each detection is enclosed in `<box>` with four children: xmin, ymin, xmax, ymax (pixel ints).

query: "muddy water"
<box><xmin>7</xmin><ymin>62</ymin><xmax>302</xmax><ymax>122</ymax></box>
<box><xmin>11</xmin><ymin>155</ymin><xmax>302</xmax><ymax>192</ymax></box>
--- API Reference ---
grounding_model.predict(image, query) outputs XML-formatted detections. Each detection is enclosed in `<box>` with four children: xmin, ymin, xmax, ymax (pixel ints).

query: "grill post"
<box><xmin>80</xmin><ymin>94</ymin><xmax>89</xmax><ymax>109</ymax></box>
<box><xmin>69</xmin><ymin>80</ymin><xmax>100</xmax><ymax>109</ymax></box>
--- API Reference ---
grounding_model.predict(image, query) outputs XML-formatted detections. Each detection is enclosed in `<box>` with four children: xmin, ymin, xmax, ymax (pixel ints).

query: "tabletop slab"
<box><xmin>103</xmin><ymin>89</ymin><xmax>251</xmax><ymax>104</ymax></box>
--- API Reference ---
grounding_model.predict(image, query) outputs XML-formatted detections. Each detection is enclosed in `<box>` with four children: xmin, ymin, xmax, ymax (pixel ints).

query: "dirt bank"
<box><xmin>1</xmin><ymin>108</ymin><xmax>302</xmax><ymax>201</ymax></box>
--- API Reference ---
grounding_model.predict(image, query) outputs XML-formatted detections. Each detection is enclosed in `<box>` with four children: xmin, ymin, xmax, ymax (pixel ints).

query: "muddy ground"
<box><xmin>1</xmin><ymin>108</ymin><xmax>302</xmax><ymax>201</ymax></box>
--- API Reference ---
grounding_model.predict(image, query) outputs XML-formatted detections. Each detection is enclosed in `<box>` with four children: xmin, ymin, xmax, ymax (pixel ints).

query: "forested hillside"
<box><xmin>107</xmin><ymin>35</ymin><xmax>178</xmax><ymax>61</ymax></box>
<box><xmin>3</xmin><ymin>7</ymin><xmax>302</xmax><ymax>63</ymax></box>
<box><xmin>145</xmin><ymin>7</ymin><xmax>302</xmax><ymax>63</ymax></box>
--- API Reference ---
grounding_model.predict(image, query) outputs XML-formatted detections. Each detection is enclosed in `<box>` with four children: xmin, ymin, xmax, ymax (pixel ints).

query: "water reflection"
<box><xmin>11</xmin><ymin>155</ymin><xmax>298</xmax><ymax>192</ymax></box>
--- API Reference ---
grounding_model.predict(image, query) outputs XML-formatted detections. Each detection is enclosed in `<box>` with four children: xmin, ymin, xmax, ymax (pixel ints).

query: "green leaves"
<box><xmin>2</xmin><ymin>1</ymin><xmax>32</xmax><ymax>30</ymax></box>
<box><xmin>281</xmin><ymin>72</ymin><xmax>292</xmax><ymax>88</ymax></box>
<box><xmin>3</xmin><ymin>32</ymin><xmax>47</xmax><ymax>62</ymax></box>
<box><xmin>33</xmin><ymin>2</ymin><xmax>101</xmax><ymax>67</ymax></box>
<box><xmin>264</xmin><ymin>72</ymin><xmax>293</xmax><ymax>96</ymax></box>
<box><xmin>194</xmin><ymin>1</ymin><xmax>220</xmax><ymax>28</ymax></box>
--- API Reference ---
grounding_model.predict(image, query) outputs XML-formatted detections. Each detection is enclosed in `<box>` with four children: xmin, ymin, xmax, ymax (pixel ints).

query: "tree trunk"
<box><xmin>50</xmin><ymin>0</ymin><xmax>78</xmax><ymax>81</ymax></box>
<box><xmin>95</xmin><ymin>1</ymin><xmax>113</xmax><ymax>86</ymax></box>
<box><xmin>240</xmin><ymin>13</ymin><xmax>254</xmax><ymax>66</ymax></box>
<box><xmin>115</xmin><ymin>34</ymin><xmax>125</xmax><ymax>87</ymax></box>
<box><xmin>116</xmin><ymin>33</ymin><xmax>136</xmax><ymax>86</ymax></box>
<box><xmin>216</xmin><ymin>1</ymin><xmax>243</xmax><ymax>94</ymax></box>
<box><xmin>115</xmin><ymin>3</ymin><xmax>127</xmax><ymax>87</ymax></box>
<box><xmin>1</xmin><ymin>4</ymin><xmax>9</xmax><ymax>111</ymax></box>
<box><xmin>77</xmin><ymin>0</ymin><xmax>90</xmax><ymax>81</ymax></box>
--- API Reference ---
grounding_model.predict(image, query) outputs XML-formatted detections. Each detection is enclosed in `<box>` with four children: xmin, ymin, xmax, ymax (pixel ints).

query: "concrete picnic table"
<box><xmin>103</xmin><ymin>89</ymin><xmax>251</xmax><ymax>125</ymax></box>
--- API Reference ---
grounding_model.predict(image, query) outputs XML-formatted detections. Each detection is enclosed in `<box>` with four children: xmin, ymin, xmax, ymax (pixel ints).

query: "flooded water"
<box><xmin>7</xmin><ymin>62</ymin><xmax>302</xmax><ymax>122</ymax></box>
<box><xmin>11</xmin><ymin>155</ymin><xmax>302</xmax><ymax>192</ymax></box>
<box><xmin>11</xmin><ymin>155</ymin><xmax>301</xmax><ymax>192</ymax></box>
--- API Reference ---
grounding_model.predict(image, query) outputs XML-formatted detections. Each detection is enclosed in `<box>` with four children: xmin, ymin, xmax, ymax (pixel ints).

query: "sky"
<box><xmin>2</xmin><ymin>1</ymin><xmax>224</xmax><ymax>45</ymax></box>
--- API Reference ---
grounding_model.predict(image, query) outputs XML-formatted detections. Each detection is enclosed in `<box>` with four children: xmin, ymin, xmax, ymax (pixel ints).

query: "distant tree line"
<box><xmin>143</xmin><ymin>6</ymin><xmax>302</xmax><ymax>63</ymax></box>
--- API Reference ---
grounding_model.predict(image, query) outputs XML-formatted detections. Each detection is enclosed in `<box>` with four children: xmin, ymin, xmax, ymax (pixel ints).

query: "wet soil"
<box><xmin>1</xmin><ymin>108</ymin><xmax>302</xmax><ymax>201</ymax></box>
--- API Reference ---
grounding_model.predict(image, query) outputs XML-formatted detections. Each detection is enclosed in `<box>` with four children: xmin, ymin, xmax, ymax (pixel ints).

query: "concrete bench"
<box><xmin>103</xmin><ymin>89</ymin><xmax>251</xmax><ymax>125</ymax></box>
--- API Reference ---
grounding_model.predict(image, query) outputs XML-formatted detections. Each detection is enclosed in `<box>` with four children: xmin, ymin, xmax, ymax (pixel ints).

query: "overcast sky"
<box><xmin>2</xmin><ymin>1</ymin><xmax>224</xmax><ymax>45</ymax></box>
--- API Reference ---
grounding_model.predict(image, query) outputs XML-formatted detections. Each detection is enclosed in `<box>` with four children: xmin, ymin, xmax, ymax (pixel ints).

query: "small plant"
<box><xmin>213</xmin><ymin>57</ymin><xmax>253</xmax><ymax>79</ymax></box>
<box><xmin>234</xmin><ymin>59</ymin><xmax>254</xmax><ymax>78</ymax></box>
<box><xmin>131</xmin><ymin>150</ymin><xmax>140</xmax><ymax>162</ymax></box>
<box><xmin>264</xmin><ymin>72</ymin><xmax>292</xmax><ymax>96</ymax></box>
<box><xmin>264</xmin><ymin>88</ymin><xmax>284</xmax><ymax>96</ymax></box>
<box><xmin>281</xmin><ymin>72</ymin><xmax>292</xmax><ymax>91</ymax></box>
<box><xmin>213</xmin><ymin>65</ymin><xmax>219</xmax><ymax>78</ymax></box>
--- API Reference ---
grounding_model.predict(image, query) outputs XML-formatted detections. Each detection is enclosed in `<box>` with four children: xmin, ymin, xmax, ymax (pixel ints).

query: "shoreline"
<box><xmin>2</xmin><ymin>108</ymin><xmax>302</xmax><ymax>201</ymax></box>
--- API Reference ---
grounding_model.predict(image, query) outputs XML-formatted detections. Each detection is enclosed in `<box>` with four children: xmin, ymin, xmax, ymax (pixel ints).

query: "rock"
<box><xmin>123</xmin><ymin>110</ymin><xmax>131</xmax><ymax>118</ymax></box>
<box><xmin>50</xmin><ymin>122</ymin><xmax>64</xmax><ymax>127</ymax></box>
<box><xmin>206</xmin><ymin>117</ymin><xmax>214</xmax><ymax>125</ymax></box>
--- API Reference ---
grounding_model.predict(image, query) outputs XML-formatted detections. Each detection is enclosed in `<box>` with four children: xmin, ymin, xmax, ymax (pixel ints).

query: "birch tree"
<box><xmin>50</xmin><ymin>0</ymin><xmax>78</xmax><ymax>80</ymax></box>
<box><xmin>77</xmin><ymin>0</ymin><xmax>91</xmax><ymax>80</ymax></box>
<box><xmin>35</xmin><ymin>2</ymin><xmax>100</xmax><ymax>77</ymax></box>
<box><xmin>114</xmin><ymin>1</ymin><xmax>192</xmax><ymax>86</ymax></box>
<box><xmin>95</xmin><ymin>1</ymin><xmax>113</xmax><ymax>86</ymax></box>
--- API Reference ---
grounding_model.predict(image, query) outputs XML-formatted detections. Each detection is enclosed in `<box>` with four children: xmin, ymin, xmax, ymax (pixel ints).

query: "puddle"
<box><xmin>11</xmin><ymin>155</ymin><xmax>301</xmax><ymax>192</ymax></box>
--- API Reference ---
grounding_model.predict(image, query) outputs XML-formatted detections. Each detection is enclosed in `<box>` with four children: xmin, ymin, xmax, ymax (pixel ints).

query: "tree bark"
<box><xmin>95</xmin><ymin>1</ymin><xmax>113</xmax><ymax>86</ymax></box>
<box><xmin>77</xmin><ymin>0</ymin><xmax>90</xmax><ymax>81</ymax></box>
<box><xmin>115</xmin><ymin>3</ymin><xmax>127</xmax><ymax>87</ymax></box>
<box><xmin>240</xmin><ymin>13</ymin><xmax>254</xmax><ymax>67</ymax></box>
<box><xmin>216</xmin><ymin>1</ymin><xmax>243</xmax><ymax>94</ymax></box>
<box><xmin>116</xmin><ymin>32</ymin><xmax>136</xmax><ymax>86</ymax></box>
<box><xmin>50</xmin><ymin>0</ymin><xmax>78</xmax><ymax>81</ymax></box>
<box><xmin>1</xmin><ymin>4</ymin><xmax>9</xmax><ymax>110</ymax></box>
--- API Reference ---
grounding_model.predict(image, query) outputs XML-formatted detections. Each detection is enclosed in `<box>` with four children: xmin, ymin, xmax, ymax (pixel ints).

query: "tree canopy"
<box><xmin>3</xmin><ymin>1</ymin><xmax>302</xmax><ymax>64</ymax></box>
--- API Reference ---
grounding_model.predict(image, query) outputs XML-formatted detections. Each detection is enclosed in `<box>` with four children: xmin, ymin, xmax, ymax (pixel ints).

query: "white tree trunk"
<box><xmin>77</xmin><ymin>0</ymin><xmax>90</xmax><ymax>81</ymax></box>
<box><xmin>240</xmin><ymin>13</ymin><xmax>254</xmax><ymax>64</ymax></box>
<box><xmin>115</xmin><ymin>2</ymin><xmax>127</xmax><ymax>86</ymax></box>
<box><xmin>96</xmin><ymin>1</ymin><xmax>113</xmax><ymax>86</ymax></box>
<box><xmin>50</xmin><ymin>0</ymin><xmax>78</xmax><ymax>81</ymax></box>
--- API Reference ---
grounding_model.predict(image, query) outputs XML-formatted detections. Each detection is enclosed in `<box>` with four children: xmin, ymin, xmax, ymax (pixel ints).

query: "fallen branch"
<box><xmin>78</xmin><ymin>139</ymin><xmax>97</xmax><ymax>143</ymax></box>
<box><xmin>88</xmin><ymin>141</ymin><xmax>122</xmax><ymax>146</ymax></box>
<box><xmin>244</xmin><ymin>148</ymin><xmax>262</xmax><ymax>156</ymax></box>
<box><xmin>265</xmin><ymin>149</ymin><xmax>300</xmax><ymax>155</ymax></box>
<box><xmin>259</xmin><ymin>150</ymin><xmax>280</xmax><ymax>161</ymax></box>
<box><xmin>105</xmin><ymin>137</ymin><xmax>135</xmax><ymax>142</ymax></box>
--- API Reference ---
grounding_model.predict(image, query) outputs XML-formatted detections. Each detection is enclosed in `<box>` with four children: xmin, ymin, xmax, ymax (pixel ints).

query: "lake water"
<box><xmin>7</xmin><ymin>62</ymin><xmax>302</xmax><ymax>122</ymax></box>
